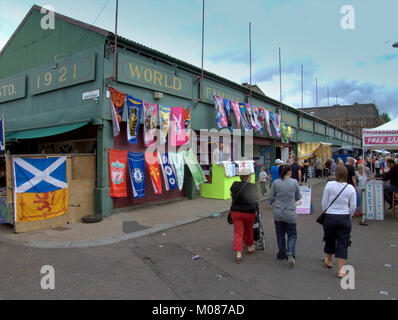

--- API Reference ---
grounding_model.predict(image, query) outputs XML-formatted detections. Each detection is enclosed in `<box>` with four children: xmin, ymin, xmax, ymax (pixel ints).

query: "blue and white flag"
<box><xmin>13</xmin><ymin>157</ymin><xmax>67</xmax><ymax>193</ymax></box>
<box><xmin>159</xmin><ymin>153</ymin><xmax>178</xmax><ymax>191</ymax></box>
<box><xmin>127</xmin><ymin>152</ymin><xmax>145</xmax><ymax>198</ymax></box>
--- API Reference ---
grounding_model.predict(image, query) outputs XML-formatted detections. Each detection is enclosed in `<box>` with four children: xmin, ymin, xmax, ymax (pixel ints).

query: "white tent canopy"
<box><xmin>362</xmin><ymin>117</ymin><xmax>398</xmax><ymax>150</ymax></box>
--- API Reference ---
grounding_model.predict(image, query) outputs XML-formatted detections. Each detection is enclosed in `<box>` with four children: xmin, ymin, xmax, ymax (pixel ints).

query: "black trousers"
<box><xmin>323</xmin><ymin>214</ymin><xmax>351</xmax><ymax>259</ymax></box>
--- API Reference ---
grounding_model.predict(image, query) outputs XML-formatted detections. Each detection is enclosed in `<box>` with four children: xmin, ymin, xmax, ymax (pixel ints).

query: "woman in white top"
<box><xmin>355</xmin><ymin>163</ymin><xmax>372</xmax><ymax>216</ymax></box>
<box><xmin>321</xmin><ymin>166</ymin><xmax>357</xmax><ymax>278</ymax></box>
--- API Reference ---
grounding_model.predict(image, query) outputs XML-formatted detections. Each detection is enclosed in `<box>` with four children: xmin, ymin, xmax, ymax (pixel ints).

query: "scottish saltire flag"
<box><xmin>128</xmin><ymin>152</ymin><xmax>145</xmax><ymax>199</ymax></box>
<box><xmin>159</xmin><ymin>153</ymin><xmax>178</xmax><ymax>191</ymax></box>
<box><xmin>13</xmin><ymin>157</ymin><xmax>68</xmax><ymax>223</ymax></box>
<box><xmin>0</xmin><ymin>116</ymin><xmax>5</xmax><ymax>153</ymax></box>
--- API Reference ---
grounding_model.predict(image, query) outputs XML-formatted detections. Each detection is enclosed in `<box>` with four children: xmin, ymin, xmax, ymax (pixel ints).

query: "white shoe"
<box><xmin>287</xmin><ymin>252</ymin><xmax>295</xmax><ymax>266</ymax></box>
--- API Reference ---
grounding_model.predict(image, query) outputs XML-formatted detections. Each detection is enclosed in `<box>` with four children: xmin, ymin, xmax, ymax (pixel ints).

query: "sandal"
<box><xmin>337</xmin><ymin>269</ymin><xmax>346</xmax><ymax>278</ymax></box>
<box><xmin>323</xmin><ymin>259</ymin><xmax>333</xmax><ymax>269</ymax></box>
<box><xmin>235</xmin><ymin>256</ymin><xmax>242</xmax><ymax>263</ymax></box>
<box><xmin>247</xmin><ymin>245</ymin><xmax>256</xmax><ymax>254</ymax></box>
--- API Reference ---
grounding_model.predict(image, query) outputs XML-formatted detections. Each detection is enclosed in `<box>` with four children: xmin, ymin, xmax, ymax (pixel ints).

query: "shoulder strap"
<box><xmin>323</xmin><ymin>183</ymin><xmax>348</xmax><ymax>214</ymax></box>
<box><xmin>232</xmin><ymin>182</ymin><xmax>248</xmax><ymax>201</ymax></box>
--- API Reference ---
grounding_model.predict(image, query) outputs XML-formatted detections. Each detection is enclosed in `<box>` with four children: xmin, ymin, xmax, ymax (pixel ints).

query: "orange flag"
<box><xmin>145</xmin><ymin>152</ymin><xmax>162</xmax><ymax>194</ymax></box>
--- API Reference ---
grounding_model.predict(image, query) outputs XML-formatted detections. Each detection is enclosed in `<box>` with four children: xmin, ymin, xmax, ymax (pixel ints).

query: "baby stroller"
<box><xmin>253</xmin><ymin>207</ymin><xmax>266</xmax><ymax>250</ymax></box>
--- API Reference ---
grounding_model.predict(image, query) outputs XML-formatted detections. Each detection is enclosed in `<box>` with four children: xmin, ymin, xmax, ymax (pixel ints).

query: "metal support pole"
<box><xmin>279</xmin><ymin>47</ymin><xmax>282</xmax><ymax>120</ymax></box>
<box><xmin>200</xmin><ymin>0</ymin><xmax>205</xmax><ymax>101</ymax></box>
<box><xmin>249</xmin><ymin>22</ymin><xmax>252</xmax><ymax>106</ymax></box>
<box><xmin>113</xmin><ymin>0</ymin><xmax>118</xmax><ymax>81</ymax></box>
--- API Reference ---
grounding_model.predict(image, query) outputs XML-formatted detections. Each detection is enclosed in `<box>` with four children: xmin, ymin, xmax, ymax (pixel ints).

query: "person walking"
<box><xmin>291</xmin><ymin>156</ymin><xmax>302</xmax><ymax>185</ymax></box>
<box><xmin>316</xmin><ymin>158</ymin><xmax>324</xmax><ymax>178</ymax></box>
<box><xmin>355</xmin><ymin>163</ymin><xmax>371</xmax><ymax>217</ymax></box>
<box><xmin>321</xmin><ymin>166</ymin><xmax>356</xmax><ymax>278</ymax></box>
<box><xmin>330</xmin><ymin>159</ymin><xmax>337</xmax><ymax>176</ymax></box>
<box><xmin>230</xmin><ymin>168</ymin><xmax>260</xmax><ymax>263</ymax></box>
<box><xmin>302</xmin><ymin>159</ymin><xmax>310</xmax><ymax>183</ymax></box>
<box><xmin>269</xmin><ymin>165</ymin><xmax>301</xmax><ymax>266</ymax></box>
<box><xmin>269</xmin><ymin>159</ymin><xmax>283</xmax><ymax>206</ymax></box>
<box><xmin>257</xmin><ymin>166</ymin><xmax>268</xmax><ymax>196</ymax></box>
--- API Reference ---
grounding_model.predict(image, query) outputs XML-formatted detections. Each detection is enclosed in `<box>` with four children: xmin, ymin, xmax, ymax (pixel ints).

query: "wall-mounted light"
<box><xmin>154</xmin><ymin>92</ymin><xmax>164</xmax><ymax>100</ymax></box>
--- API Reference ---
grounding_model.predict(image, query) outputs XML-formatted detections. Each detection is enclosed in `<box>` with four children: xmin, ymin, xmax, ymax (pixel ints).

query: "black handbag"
<box><xmin>316</xmin><ymin>183</ymin><xmax>348</xmax><ymax>225</ymax></box>
<box><xmin>228</xmin><ymin>182</ymin><xmax>248</xmax><ymax>224</ymax></box>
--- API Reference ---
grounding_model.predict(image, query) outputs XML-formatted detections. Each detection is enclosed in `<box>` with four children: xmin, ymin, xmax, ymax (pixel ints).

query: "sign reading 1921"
<box><xmin>0</xmin><ymin>74</ymin><xmax>26</xmax><ymax>104</ymax></box>
<box><xmin>30</xmin><ymin>53</ymin><xmax>96</xmax><ymax>95</ymax></box>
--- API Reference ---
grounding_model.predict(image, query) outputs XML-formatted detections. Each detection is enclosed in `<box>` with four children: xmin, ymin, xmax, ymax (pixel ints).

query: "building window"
<box><xmin>352</xmin><ymin>120</ymin><xmax>356</xmax><ymax>125</ymax></box>
<box><xmin>360</xmin><ymin>119</ymin><xmax>364</xmax><ymax>126</ymax></box>
<box><xmin>347</xmin><ymin>120</ymin><xmax>350</xmax><ymax>126</ymax></box>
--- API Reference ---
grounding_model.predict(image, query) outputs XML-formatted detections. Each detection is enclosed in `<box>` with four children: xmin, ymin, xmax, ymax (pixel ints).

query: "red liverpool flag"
<box><xmin>108</xmin><ymin>148</ymin><xmax>128</xmax><ymax>197</ymax></box>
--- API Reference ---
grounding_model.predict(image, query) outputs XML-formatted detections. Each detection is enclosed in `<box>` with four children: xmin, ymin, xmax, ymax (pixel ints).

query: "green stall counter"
<box><xmin>200</xmin><ymin>164</ymin><xmax>255</xmax><ymax>200</ymax></box>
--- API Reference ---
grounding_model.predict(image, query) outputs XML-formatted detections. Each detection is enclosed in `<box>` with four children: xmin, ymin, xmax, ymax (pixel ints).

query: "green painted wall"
<box><xmin>0</xmin><ymin>10</ymin><xmax>106</xmax><ymax>78</ymax></box>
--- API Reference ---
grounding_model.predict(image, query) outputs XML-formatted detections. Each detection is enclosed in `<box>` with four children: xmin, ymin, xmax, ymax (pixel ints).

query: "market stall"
<box><xmin>298</xmin><ymin>142</ymin><xmax>332</xmax><ymax>164</ymax></box>
<box><xmin>362</xmin><ymin>118</ymin><xmax>398</xmax><ymax>221</ymax></box>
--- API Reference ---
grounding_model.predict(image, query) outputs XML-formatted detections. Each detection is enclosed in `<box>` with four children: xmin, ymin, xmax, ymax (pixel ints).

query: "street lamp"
<box><xmin>393</xmin><ymin>42</ymin><xmax>398</xmax><ymax>48</ymax></box>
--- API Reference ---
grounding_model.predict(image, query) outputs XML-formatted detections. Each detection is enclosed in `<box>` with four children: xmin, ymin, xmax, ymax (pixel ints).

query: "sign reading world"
<box><xmin>0</xmin><ymin>74</ymin><xmax>26</xmax><ymax>104</ymax></box>
<box><xmin>118</xmin><ymin>53</ymin><xmax>193</xmax><ymax>99</ymax></box>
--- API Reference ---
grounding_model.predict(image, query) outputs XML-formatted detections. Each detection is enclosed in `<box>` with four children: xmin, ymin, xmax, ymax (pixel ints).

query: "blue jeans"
<box><xmin>274</xmin><ymin>221</ymin><xmax>297</xmax><ymax>259</ymax></box>
<box><xmin>383</xmin><ymin>184</ymin><xmax>398</xmax><ymax>207</ymax></box>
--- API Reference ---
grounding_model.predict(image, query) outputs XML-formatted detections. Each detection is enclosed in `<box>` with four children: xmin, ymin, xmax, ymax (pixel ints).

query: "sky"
<box><xmin>1</xmin><ymin>0</ymin><xmax>398</xmax><ymax>118</ymax></box>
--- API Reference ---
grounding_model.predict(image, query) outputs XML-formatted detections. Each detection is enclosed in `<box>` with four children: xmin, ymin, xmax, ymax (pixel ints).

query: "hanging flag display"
<box><xmin>223</xmin><ymin>98</ymin><xmax>233</xmax><ymax>130</ymax></box>
<box><xmin>270</xmin><ymin>112</ymin><xmax>281</xmax><ymax>138</ymax></box>
<box><xmin>159</xmin><ymin>153</ymin><xmax>178</xmax><ymax>191</ymax></box>
<box><xmin>0</xmin><ymin>116</ymin><xmax>4</xmax><ymax>153</ymax></box>
<box><xmin>126</xmin><ymin>95</ymin><xmax>143</xmax><ymax>144</ymax></box>
<box><xmin>143</xmin><ymin>101</ymin><xmax>158</xmax><ymax>147</ymax></box>
<box><xmin>252</xmin><ymin>106</ymin><xmax>262</xmax><ymax>132</ymax></box>
<box><xmin>109</xmin><ymin>87</ymin><xmax>126</xmax><ymax>137</ymax></box>
<box><xmin>145</xmin><ymin>152</ymin><xmax>162</xmax><ymax>195</ymax></box>
<box><xmin>281</xmin><ymin>123</ymin><xmax>289</xmax><ymax>143</ymax></box>
<box><xmin>128</xmin><ymin>152</ymin><xmax>145</xmax><ymax>198</ymax></box>
<box><xmin>264</xmin><ymin>110</ymin><xmax>272</xmax><ymax>136</ymax></box>
<box><xmin>183</xmin><ymin>150</ymin><xmax>207</xmax><ymax>186</ymax></box>
<box><xmin>257</xmin><ymin>107</ymin><xmax>265</xmax><ymax>135</ymax></box>
<box><xmin>169</xmin><ymin>151</ymin><xmax>184</xmax><ymax>191</ymax></box>
<box><xmin>109</xmin><ymin>149</ymin><xmax>128</xmax><ymax>198</ymax></box>
<box><xmin>170</xmin><ymin>107</ymin><xmax>186</xmax><ymax>147</ymax></box>
<box><xmin>213</xmin><ymin>95</ymin><xmax>228</xmax><ymax>128</ymax></box>
<box><xmin>231</xmin><ymin>101</ymin><xmax>241</xmax><ymax>129</ymax></box>
<box><xmin>13</xmin><ymin>157</ymin><xmax>68</xmax><ymax>223</ymax></box>
<box><xmin>183</xmin><ymin>107</ymin><xmax>191</xmax><ymax>144</ymax></box>
<box><xmin>239</xmin><ymin>103</ymin><xmax>251</xmax><ymax>130</ymax></box>
<box><xmin>159</xmin><ymin>105</ymin><xmax>171</xmax><ymax>144</ymax></box>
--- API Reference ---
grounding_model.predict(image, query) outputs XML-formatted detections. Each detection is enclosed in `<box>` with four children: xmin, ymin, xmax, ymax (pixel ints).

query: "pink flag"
<box><xmin>170</xmin><ymin>107</ymin><xmax>186</xmax><ymax>147</ymax></box>
<box><xmin>231</xmin><ymin>101</ymin><xmax>241</xmax><ymax>129</ymax></box>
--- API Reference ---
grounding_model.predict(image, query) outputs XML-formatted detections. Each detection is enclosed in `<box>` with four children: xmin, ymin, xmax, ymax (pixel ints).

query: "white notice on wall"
<box><xmin>82</xmin><ymin>89</ymin><xmax>100</xmax><ymax>100</ymax></box>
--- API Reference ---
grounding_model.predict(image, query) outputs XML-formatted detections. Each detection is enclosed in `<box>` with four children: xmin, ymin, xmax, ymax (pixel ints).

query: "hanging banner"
<box><xmin>0</xmin><ymin>116</ymin><xmax>4</xmax><ymax>153</ymax></box>
<box><xmin>159</xmin><ymin>105</ymin><xmax>171</xmax><ymax>144</ymax></box>
<box><xmin>281</xmin><ymin>123</ymin><xmax>289</xmax><ymax>143</ymax></box>
<box><xmin>143</xmin><ymin>101</ymin><xmax>158</xmax><ymax>147</ymax></box>
<box><xmin>109</xmin><ymin>87</ymin><xmax>126</xmax><ymax>137</ymax></box>
<box><xmin>169</xmin><ymin>151</ymin><xmax>184</xmax><ymax>191</ymax></box>
<box><xmin>213</xmin><ymin>95</ymin><xmax>228</xmax><ymax>128</ymax></box>
<box><xmin>264</xmin><ymin>109</ymin><xmax>272</xmax><ymax>136</ymax></box>
<box><xmin>223</xmin><ymin>98</ymin><xmax>233</xmax><ymax>130</ymax></box>
<box><xmin>159</xmin><ymin>153</ymin><xmax>178</xmax><ymax>191</ymax></box>
<box><xmin>270</xmin><ymin>112</ymin><xmax>281</xmax><ymax>138</ymax></box>
<box><xmin>128</xmin><ymin>152</ymin><xmax>145</xmax><ymax>198</ymax></box>
<box><xmin>239</xmin><ymin>103</ymin><xmax>251</xmax><ymax>131</ymax></box>
<box><xmin>231</xmin><ymin>101</ymin><xmax>241</xmax><ymax>129</ymax></box>
<box><xmin>183</xmin><ymin>107</ymin><xmax>191</xmax><ymax>144</ymax></box>
<box><xmin>245</xmin><ymin>104</ymin><xmax>255</xmax><ymax>129</ymax></box>
<box><xmin>183</xmin><ymin>150</ymin><xmax>207</xmax><ymax>186</ymax></box>
<box><xmin>257</xmin><ymin>107</ymin><xmax>265</xmax><ymax>135</ymax></box>
<box><xmin>170</xmin><ymin>107</ymin><xmax>186</xmax><ymax>147</ymax></box>
<box><xmin>252</xmin><ymin>106</ymin><xmax>262</xmax><ymax>132</ymax></box>
<box><xmin>109</xmin><ymin>149</ymin><xmax>128</xmax><ymax>198</ymax></box>
<box><xmin>126</xmin><ymin>95</ymin><xmax>143</xmax><ymax>144</ymax></box>
<box><xmin>13</xmin><ymin>156</ymin><xmax>68</xmax><ymax>222</ymax></box>
<box><xmin>145</xmin><ymin>152</ymin><xmax>162</xmax><ymax>195</ymax></box>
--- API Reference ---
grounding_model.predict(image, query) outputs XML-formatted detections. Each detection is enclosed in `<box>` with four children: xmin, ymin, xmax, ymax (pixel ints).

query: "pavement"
<box><xmin>0</xmin><ymin>178</ymin><xmax>327</xmax><ymax>249</ymax></box>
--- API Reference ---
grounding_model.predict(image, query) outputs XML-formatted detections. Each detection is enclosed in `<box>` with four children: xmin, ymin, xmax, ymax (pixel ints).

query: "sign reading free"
<box><xmin>118</xmin><ymin>53</ymin><xmax>193</xmax><ymax>99</ymax></box>
<box><xmin>30</xmin><ymin>53</ymin><xmax>96</xmax><ymax>95</ymax></box>
<box><xmin>0</xmin><ymin>74</ymin><xmax>26</xmax><ymax>104</ymax></box>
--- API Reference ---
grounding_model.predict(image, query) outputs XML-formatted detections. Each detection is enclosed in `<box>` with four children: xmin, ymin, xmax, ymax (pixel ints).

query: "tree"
<box><xmin>381</xmin><ymin>112</ymin><xmax>391</xmax><ymax>123</ymax></box>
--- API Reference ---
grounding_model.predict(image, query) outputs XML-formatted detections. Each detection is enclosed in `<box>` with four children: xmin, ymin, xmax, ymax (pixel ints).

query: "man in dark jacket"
<box><xmin>383</xmin><ymin>159</ymin><xmax>398</xmax><ymax>209</ymax></box>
